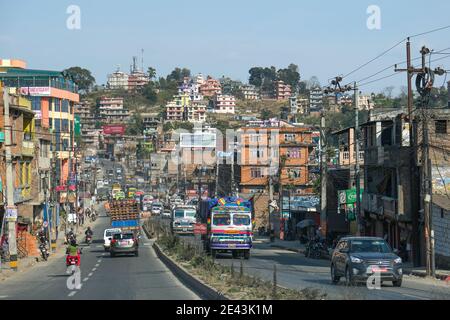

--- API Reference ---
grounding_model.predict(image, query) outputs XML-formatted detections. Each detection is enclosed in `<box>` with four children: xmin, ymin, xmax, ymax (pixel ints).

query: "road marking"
<box><xmin>95</xmin><ymin>264</ymin><xmax>99</xmax><ymax>267</ymax></box>
<box><xmin>83</xmin><ymin>278</ymin><xmax>89</xmax><ymax>282</ymax></box>
<box><xmin>88</xmin><ymin>272</ymin><xmax>93</xmax><ymax>277</ymax></box>
<box><xmin>97</xmin><ymin>259</ymin><xmax>102</xmax><ymax>263</ymax></box>
<box><xmin>402</xmin><ymin>293</ymin><xmax>431</xmax><ymax>300</ymax></box>
<box><xmin>0</xmin><ymin>295</ymin><xmax>9</xmax><ymax>299</ymax></box>
<box><xmin>92</xmin><ymin>268</ymin><xmax>97</xmax><ymax>271</ymax></box>
<box><xmin>68</xmin><ymin>291</ymin><xmax>77</xmax><ymax>297</ymax></box>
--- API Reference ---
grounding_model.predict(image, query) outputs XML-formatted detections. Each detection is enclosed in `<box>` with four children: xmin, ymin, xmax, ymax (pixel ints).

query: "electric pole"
<box><xmin>3</xmin><ymin>87</ymin><xmax>18</xmax><ymax>271</ymax></box>
<box><xmin>320</xmin><ymin>112</ymin><xmax>327</xmax><ymax>237</ymax></box>
<box><xmin>354</xmin><ymin>82</ymin><xmax>362</xmax><ymax>236</ymax></box>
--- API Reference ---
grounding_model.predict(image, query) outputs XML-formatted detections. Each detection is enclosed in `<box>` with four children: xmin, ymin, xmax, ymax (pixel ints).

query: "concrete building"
<box><xmin>74</xmin><ymin>101</ymin><xmax>98</xmax><ymax>147</ymax></box>
<box><xmin>309</xmin><ymin>87</ymin><xmax>323</xmax><ymax>115</ymax></box>
<box><xmin>240</xmin><ymin>84</ymin><xmax>260</xmax><ymax>100</ymax></box>
<box><xmin>275</xmin><ymin>80</ymin><xmax>292</xmax><ymax>100</ymax></box>
<box><xmin>199</xmin><ymin>76</ymin><xmax>222</xmax><ymax>97</ymax></box>
<box><xmin>98</xmin><ymin>96</ymin><xmax>130</xmax><ymax>124</ymax></box>
<box><xmin>213</xmin><ymin>94</ymin><xmax>236</xmax><ymax>114</ymax></box>
<box><xmin>186</xmin><ymin>102</ymin><xmax>207</xmax><ymax>123</ymax></box>
<box><xmin>128</xmin><ymin>70</ymin><xmax>149</xmax><ymax>92</ymax></box>
<box><xmin>0</xmin><ymin>59</ymin><xmax>80</xmax><ymax>189</ymax></box>
<box><xmin>107</xmin><ymin>69</ymin><xmax>129</xmax><ymax>90</ymax></box>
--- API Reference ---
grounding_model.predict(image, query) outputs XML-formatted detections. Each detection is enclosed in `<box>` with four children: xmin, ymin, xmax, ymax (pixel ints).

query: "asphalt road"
<box><xmin>213</xmin><ymin>240</ymin><xmax>450</xmax><ymax>300</ymax></box>
<box><xmin>0</xmin><ymin>208</ymin><xmax>198</xmax><ymax>300</ymax></box>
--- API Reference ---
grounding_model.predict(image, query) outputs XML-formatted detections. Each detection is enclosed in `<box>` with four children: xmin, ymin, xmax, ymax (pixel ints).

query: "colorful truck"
<box><xmin>108</xmin><ymin>199</ymin><xmax>140</xmax><ymax>234</ymax></box>
<box><xmin>198</xmin><ymin>197</ymin><xmax>254</xmax><ymax>259</ymax></box>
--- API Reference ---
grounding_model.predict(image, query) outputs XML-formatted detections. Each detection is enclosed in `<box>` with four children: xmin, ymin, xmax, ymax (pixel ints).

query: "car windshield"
<box><xmin>350</xmin><ymin>240</ymin><xmax>392</xmax><ymax>253</ymax></box>
<box><xmin>213</xmin><ymin>214</ymin><xmax>231</xmax><ymax>226</ymax></box>
<box><xmin>233</xmin><ymin>214</ymin><xmax>251</xmax><ymax>226</ymax></box>
<box><xmin>113</xmin><ymin>233</ymin><xmax>133</xmax><ymax>240</ymax></box>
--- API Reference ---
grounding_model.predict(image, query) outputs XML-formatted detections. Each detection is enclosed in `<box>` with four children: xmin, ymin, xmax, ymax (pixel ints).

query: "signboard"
<box><xmin>6</xmin><ymin>206</ymin><xmax>18</xmax><ymax>220</ymax></box>
<box><xmin>55</xmin><ymin>185</ymin><xmax>67</xmax><ymax>192</ymax></box>
<box><xmin>33</xmin><ymin>110</ymin><xmax>42</xmax><ymax>119</ymax></box>
<box><xmin>74</xmin><ymin>116</ymin><xmax>81</xmax><ymax>137</ymax></box>
<box><xmin>19</xmin><ymin>87</ymin><xmax>51</xmax><ymax>96</ymax></box>
<box><xmin>338</xmin><ymin>188</ymin><xmax>364</xmax><ymax>205</ymax></box>
<box><xmin>194</xmin><ymin>223</ymin><xmax>207</xmax><ymax>235</ymax></box>
<box><xmin>103</xmin><ymin>124</ymin><xmax>126</xmax><ymax>135</ymax></box>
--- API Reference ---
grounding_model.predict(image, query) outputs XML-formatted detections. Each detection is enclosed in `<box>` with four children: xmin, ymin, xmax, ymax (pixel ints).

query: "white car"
<box><xmin>162</xmin><ymin>209</ymin><xmax>171</xmax><ymax>219</ymax></box>
<box><xmin>151</xmin><ymin>203</ymin><xmax>163</xmax><ymax>215</ymax></box>
<box><xmin>103</xmin><ymin>228</ymin><xmax>122</xmax><ymax>251</ymax></box>
<box><xmin>68</xmin><ymin>213</ymin><xmax>77</xmax><ymax>224</ymax></box>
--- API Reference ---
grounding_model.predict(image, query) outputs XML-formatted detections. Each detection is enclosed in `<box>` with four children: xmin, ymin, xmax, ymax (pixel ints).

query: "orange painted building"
<box><xmin>238</xmin><ymin>121</ymin><xmax>316</xmax><ymax>195</ymax></box>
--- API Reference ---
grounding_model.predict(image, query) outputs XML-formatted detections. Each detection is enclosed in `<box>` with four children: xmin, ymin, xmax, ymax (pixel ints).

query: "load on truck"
<box><xmin>108</xmin><ymin>199</ymin><xmax>140</xmax><ymax>235</ymax></box>
<box><xmin>199</xmin><ymin>197</ymin><xmax>254</xmax><ymax>259</ymax></box>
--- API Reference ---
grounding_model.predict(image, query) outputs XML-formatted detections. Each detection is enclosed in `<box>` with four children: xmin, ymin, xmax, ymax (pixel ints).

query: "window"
<box><xmin>435</xmin><ymin>120</ymin><xmax>447</xmax><ymax>134</ymax></box>
<box><xmin>287</xmin><ymin>168</ymin><xmax>301</xmax><ymax>179</ymax></box>
<box><xmin>233</xmin><ymin>214</ymin><xmax>251</xmax><ymax>226</ymax></box>
<box><xmin>62</xmin><ymin>119</ymin><xmax>69</xmax><ymax>133</ymax></box>
<box><xmin>250</xmin><ymin>167</ymin><xmax>263</xmax><ymax>178</ymax></box>
<box><xmin>284</xmin><ymin>134</ymin><xmax>296</xmax><ymax>142</ymax></box>
<box><xmin>250</xmin><ymin>149</ymin><xmax>264</xmax><ymax>158</ymax></box>
<box><xmin>287</xmin><ymin>148</ymin><xmax>300</xmax><ymax>158</ymax></box>
<box><xmin>62</xmin><ymin>100</ymin><xmax>69</xmax><ymax>113</ymax></box>
<box><xmin>250</xmin><ymin>134</ymin><xmax>262</xmax><ymax>143</ymax></box>
<box><xmin>54</xmin><ymin>98</ymin><xmax>61</xmax><ymax>112</ymax></box>
<box><xmin>212</xmin><ymin>214</ymin><xmax>231</xmax><ymax>226</ymax></box>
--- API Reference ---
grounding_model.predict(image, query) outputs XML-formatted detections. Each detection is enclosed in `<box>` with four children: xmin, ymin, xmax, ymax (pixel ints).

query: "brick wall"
<box><xmin>432</xmin><ymin>202</ymin><xmax>450</xmax><ymax>269</ymax></box>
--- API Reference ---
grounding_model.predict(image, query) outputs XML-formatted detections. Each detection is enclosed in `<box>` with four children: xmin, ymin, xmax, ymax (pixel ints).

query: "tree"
<box><xmin>277</xmin><ymin>64</ymin><xmax>301</xmax><ymax>92</ymax></box>
<box><xmin>147</xmin><ymin>67</ymin><xmax>157</xmax><ymax>80</ymax></box>
<box><xmin>142</xmin><ymin>81</ymin><xmax>158</xmax><ymax>105</ymax></box>
<box><xmin>306</xmin><ymin>76</ymin><xmax>321</xmax><ymax>90</ymax></box>
<box><xmin>127</xmin><ymin>113</ymin><xmax>144</xmax><ymax>135</ymax></box>
<box><xmin>167</xmin><ymin>67</ymin><xmax>191</xmax><ymax>82</ymax></box>
<box><xmin>62</xmin><ymin>67</ymin><xmax>96</xmax><ymax>93</ymax></box>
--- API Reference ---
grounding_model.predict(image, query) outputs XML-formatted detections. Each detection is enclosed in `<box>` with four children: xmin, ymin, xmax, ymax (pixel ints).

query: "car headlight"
<box><xmin>350</xmin><ymin>256</ymin><xmax>363</xmax><ymax>263</ymax></box>
<box><xmin>211</xmin><ymin>237</ymin><xmax>219</xmax><ymax>243</ymax></box>
<box><xmin>394</xmin><ymin>257</ymin><xmax>402</xmax><ymax>264</ymax></box>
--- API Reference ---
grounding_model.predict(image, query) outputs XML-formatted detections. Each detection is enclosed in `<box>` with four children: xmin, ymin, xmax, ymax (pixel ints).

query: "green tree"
<box><xmin>147</xmin><ymin>67</ymin><xmax>157</xmax><ymax>80</ymax></box>
<box><xmin>142</xmin><ymin>81</ymin><xmax>158</xmax><ymax>105</ymax></box>
<box><xmin>277</xmin><ymin>64</ymin><xmax>301</xmax><ymax>92</ymax></box>
<box><xmin>127</xmin><ymin>113</ymin><xmax>144</xmax><ymax>135</ymax></box>
<box><xmin>62</xmin><ymin>66</ymin><xmax>96</xmax><ymax>92</ymax></box>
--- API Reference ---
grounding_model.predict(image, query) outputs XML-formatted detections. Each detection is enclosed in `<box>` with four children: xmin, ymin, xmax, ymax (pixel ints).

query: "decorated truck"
<box><xmin>198</xmin><ymin>197</ymin><xmax>254</xmax><ymax>259</ymax></box>
<box><xmin>108</xmin><ymin>199</ymin><xmax>140</xmax><ymax>234</ymax></box>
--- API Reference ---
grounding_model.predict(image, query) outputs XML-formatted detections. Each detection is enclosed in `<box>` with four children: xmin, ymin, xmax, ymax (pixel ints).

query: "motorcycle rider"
<box><xmin>66</xmin><ymin>238</ymin><xmax>81</xmax><ymax>266</ymax></box>
<box><xmin>85</xmin><ymin>227</ymin><xmax>93</xmax><ymax>242</ymax></box>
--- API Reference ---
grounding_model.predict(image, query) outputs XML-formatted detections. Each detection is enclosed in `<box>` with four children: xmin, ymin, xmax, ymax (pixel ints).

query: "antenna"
<box><xmin>141</xmin><ymin>48</ymin><xmax>144</xmax><ymax>72</ymax></box>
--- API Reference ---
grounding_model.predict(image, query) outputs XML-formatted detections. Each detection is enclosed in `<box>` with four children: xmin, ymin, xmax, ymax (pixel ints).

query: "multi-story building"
<box><xmin>98</xmin><ymin>96</ymin><xmax>130</xmax><ymax>124</ymax></box>
<box><xmin>74</xmin><ymin>101</ymin><xmax>98</xmax><ymax>147</ymax></box>
<box><xmin>358</xmin><ymin>95</ymin><xmax>374</xmax><ymax>111</ymax></box>
<box><xmin>199</xmin><ymin>76</ymin><xmax>222</xmax><ymax>97</ymax></box>
<box><xmin>238</xmin><ymin>120</ymin><xmax>317</xmax><ymax>238</ymax></box>
<box><xmin>275</xmin><ymin>80</ymin><xmax>292</xmax><ymax>100</ymax></box>
<box><xmin>240</xmin><ymin>84</ymin><xmax>260</xmax><ymax>100</ymax></box>
<box><xmin>165</xmin><ymin>94</ymin><xmax>191</xmax><ymax>122</ymax></box>
<box><xmin>187</xmin><ymin>102</ymin><xmax>207</xmax><ymax>123</ymax></box>
<box><xmin>309</xmin><ymin>87</ymin><xmax>324</xmax><ymax>115</ymax></box>
<box><xmin>128</xmin><ymin>70</ymin><xmax>149</xmax><ymax>92</ymax></box>
<box><xmin>107</xmin><ymin>69</ymin><xmax>129</xmax><ymax>90</ymax></box>
<box><xmin>297</xmin><ymin>97</ymin><xmax>309</xmax><ymax>115</ymax></box>
<box><xmin>0</xmin><ymin>87</ymin><xmax>36</xmax><ymax>227</ymax></box>
<box><xmin>0</xmin><ymin>59</ymin><xmax>80</xmax><ymax>189</ymax></box>
<box><xmin>213</xmin><ymin>94</ymin><xmax>236</xmax><ymax>114</ymax></box>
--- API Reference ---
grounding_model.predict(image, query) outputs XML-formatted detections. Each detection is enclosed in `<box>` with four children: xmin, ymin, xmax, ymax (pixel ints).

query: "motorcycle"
<box><xmin>39</xmin><ymin>242</ymin><xmax>49</xmax><ymax>261</ymax></box>
<box><xmin>85</xmin><ymin>234</ymin><xmax>92</xmax><ymax>244</ymax></box>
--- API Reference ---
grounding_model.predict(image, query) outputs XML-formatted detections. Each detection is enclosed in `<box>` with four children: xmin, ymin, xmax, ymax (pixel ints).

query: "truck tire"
<box><xmin>211</xmin><ymin>249</ymin><xmax>217</xmax><ymax>259</ymax></box>
<box><xmin>244</xmin><ymin>250</ymin><xmax>250</xmax><ymax>260</ymax></box>
<box><xmin>110</xmin><ymin>252</ymin><xmax>115</xmax><ymax>258</ymax></box>
<box><xmin>232</xmin><ymin>251</ymin><xmax>239</xmax><ymax>259</ymax></box>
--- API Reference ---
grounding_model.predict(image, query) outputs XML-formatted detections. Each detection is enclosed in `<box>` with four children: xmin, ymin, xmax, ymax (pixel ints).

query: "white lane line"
<box><xmin>97</xmin><ymin>259</ymin><xmax>102</xmax><ymax>263</ymax></box>
<box><xmin>92</xmin><ymin>268</ymin><xmax>97</xmax><ymax>271</ymax></box>
<box><xmin>95</xmin><ymin>264</ymin><xmax>99</xmax><ymax>267</ymax></box>
<box><xmin>0</xmin><ymin>295</ymin><xmax>9</xmax><ymax>299</ymax></box>
<box><xmin>68</xmin><ymin>291</ymin><xmax>77</xmax><ymax>297</ymax></box>
<box><xmin>83</xmin><ymin>278</ymin><xmax>89</xmax><ymax>282</ymax></box>
<box><xmin>88</xmin><ymin>272</ymin><xmax>93</xmax><ymax>277</ymax></box>
<box><xmin>402</xmin><ymin>293</ymin><xmax>431</xmax><ymax>300</ymax></box>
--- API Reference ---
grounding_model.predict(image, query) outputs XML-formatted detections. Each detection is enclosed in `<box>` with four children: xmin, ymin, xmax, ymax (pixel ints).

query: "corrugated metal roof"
<box><xmin>0</xmin><ymin>68</ymin><xmax>61</xmax><ymax>77</ymax></box>
<box><xmin>433</xmin><ymin>195</ymin><xmax>450</xmax><ymax>211</ymax></box>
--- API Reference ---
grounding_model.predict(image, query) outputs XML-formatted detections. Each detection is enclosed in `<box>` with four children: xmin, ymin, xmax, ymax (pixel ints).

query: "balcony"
<box><xmin>382</xmin><ymin>196</ymin><xmax>397</xmax><ymax>219</ymax></box>
<box><xmin>364</xmin><ymin>146</ymin><xmax>410</xmax><ymax>167</ymax></box>
<box><xmin>22</xmin><ymin>140</ymin><xmax>35</xmax><ymax>157</ymax></box>
<box><xmin>14</xmin><ymin>187</ymin><xmax>32</xmax><ymax>204</ymax></box>
<box><xmin>362</xmin><ymin>193</ymin><xmax>383</xmax><ymax>215</ymax></box>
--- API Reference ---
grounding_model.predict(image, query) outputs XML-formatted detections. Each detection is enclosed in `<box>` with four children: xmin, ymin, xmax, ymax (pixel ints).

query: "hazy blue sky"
<box><xmin>1</xmin><ymin>0</ymin><xmax>450</xmax><ymax>94</ymax></box>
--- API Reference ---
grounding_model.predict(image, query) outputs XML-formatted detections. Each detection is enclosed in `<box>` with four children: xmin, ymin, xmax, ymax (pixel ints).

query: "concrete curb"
<box><xmin>152</xmin><ymin>242</ymin><xmax>228</xmax><ymax>301</ymax></box>
<box><xmin>403</xmin><ymin>269</ymin><xmax>450</xmax><ymax>281</ymax></box>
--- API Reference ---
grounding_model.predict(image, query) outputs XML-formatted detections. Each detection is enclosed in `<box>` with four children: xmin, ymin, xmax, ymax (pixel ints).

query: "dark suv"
<box><xmin>330</xmin><ymin>237</ymin><xmax>403</xmax><ymax>287</ymax></box>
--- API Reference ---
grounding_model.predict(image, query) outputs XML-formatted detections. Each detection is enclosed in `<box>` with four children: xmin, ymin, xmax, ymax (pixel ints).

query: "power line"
<box><xmin>409</xmin><ymin>24</ymin><xmax>450</xmax><ymax>38</ymax></box>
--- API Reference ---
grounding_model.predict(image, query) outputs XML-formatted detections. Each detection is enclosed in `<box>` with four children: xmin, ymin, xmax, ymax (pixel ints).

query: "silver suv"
<box><xmin>110</xmin><ymin>232</ymin><xmax>139</xmax><ymax>257</ymax></box>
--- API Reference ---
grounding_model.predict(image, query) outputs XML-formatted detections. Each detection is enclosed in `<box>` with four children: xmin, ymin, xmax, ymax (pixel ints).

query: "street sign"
<box><xmin>5</xmin><ymin>206</ymin><xmax>18</xmax><ymax>221</ymax></box>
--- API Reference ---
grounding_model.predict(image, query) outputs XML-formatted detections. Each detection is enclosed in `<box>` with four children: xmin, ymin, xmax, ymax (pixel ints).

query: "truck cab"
<box><xmin>171</xmin><ymin>206</ymin><xmax>197</xmax><ymax>235</ymax></box>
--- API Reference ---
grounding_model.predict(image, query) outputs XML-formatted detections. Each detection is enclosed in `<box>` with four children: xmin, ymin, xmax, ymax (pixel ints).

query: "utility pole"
<box><xmin>354</xmin><ymin>82</ymin><xmax>362</xmax><ymax>236</ymax></box>
<box><xmin>3</xmin><ymin>87</ymin><xmax>18</xmax><ymax>271</ymax></box>
<box><xmin>320</xmin><ymin>112</ymin><xmax>327</xmax><ymax>237</ymax></box>
<box><xmin>231</xmin><ymin>152</ymin><xmax>235</xmax><ymax>197</ymax></box>
<box><xmin>51</xmin><ymin>128</ymin><xmax>58</xmax><ymax>245</ymax></box>
<box><xmin>394</xmin><ymin>38</ymin><xmax>424</xmax><ymax>267</ymax></box>
<box><xmin>215</xmin><ymin>153</ymin><xmax>219</xmax><ymax>197</ymax></box>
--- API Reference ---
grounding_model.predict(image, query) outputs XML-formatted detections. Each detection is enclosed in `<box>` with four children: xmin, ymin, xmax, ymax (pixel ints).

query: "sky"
<box><xmin>1</xmin><ymin>0</ymin><xmax>450</xmax><ymax>94</ymax></box>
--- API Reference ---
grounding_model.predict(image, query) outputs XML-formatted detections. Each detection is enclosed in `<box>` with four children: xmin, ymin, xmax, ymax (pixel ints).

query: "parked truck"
<box><xmin>198</xmin><ymin>197</ymin><xmax>254</xmax><ymax>259</ymax></box>
<box><xmin>108</xmin><ymin>199</ymin><xmax>140</xmax><ymax>235</ymax></box>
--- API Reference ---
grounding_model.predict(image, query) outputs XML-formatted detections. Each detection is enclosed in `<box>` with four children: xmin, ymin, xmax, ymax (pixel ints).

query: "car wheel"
<box><xmin>345</xmin><ymin>266</ymin><xmax>355</xmax><ymax>286</ymax></box>
<box><xmin>243</xmin><ymin>250</ymin><xmax>250</xmax><ymax>260</ymax></box>
<box><xmin>392</xmin><ymin>279</ymin><xmax>402</xmax><ymax>287</ymax></box>
<box><xmin>331</xmin><ymin>264</ymin><xmax>340</xmax><ymax>284</ymax></box>
<box><xmin>135</xmin><ymin>251</ymin><xmax>139</xmax><ymax>257</ymax></box>
<box><xmin>110</xmin><ymin>252</ymin><xmax>115</xmax><ymax>258</ymax></box>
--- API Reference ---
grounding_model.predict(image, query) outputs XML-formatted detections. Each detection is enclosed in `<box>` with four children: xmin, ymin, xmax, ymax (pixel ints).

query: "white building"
<box><xmin>214</xmin><ymin>94</ymin><xmax>236</xmax><ymax>114</ymax></box>
<box><xmin>107</xmin><ymin>70</ymin><xmax>129</xmax><ymax>90</ymax></box>
<box><xmin>240</xmin><ymin>84</ymin><xmax>260</xmax><ymax>100</ymax></box>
